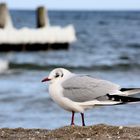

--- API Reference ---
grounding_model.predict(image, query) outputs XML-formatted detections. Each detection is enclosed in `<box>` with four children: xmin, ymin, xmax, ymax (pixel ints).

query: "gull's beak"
<box><xmin>41</xmin><ymin>77</ymin><xmax>51</xmax><ymax>82</ymax></box>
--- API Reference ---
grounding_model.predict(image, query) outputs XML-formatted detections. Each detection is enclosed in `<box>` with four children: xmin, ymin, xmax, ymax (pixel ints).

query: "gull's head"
<box><xmin>42</xmin><ymin>68</ymin><xmax>73</xmax><ymax>84</ymax></box>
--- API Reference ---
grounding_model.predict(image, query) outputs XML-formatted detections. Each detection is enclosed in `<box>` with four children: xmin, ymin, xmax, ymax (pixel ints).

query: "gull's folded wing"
<box><xmin>62</xmin><ymin>75</ymin><xmax>120</xmax><ymax>102</ymax></box>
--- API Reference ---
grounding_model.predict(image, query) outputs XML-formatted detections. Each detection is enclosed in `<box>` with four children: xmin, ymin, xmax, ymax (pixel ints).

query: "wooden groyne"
<box><xmin>0</xmin><ymin>3</ymin><xmax>76</xmax><ymax>51</ymax></box>
<box><xmin>0</xmin><ymin>43</ymin><xmax>69</xmax><ymax>51</ymax></box>
<box><xmin>0</xmin><ymin>3</ymin><xmax>6</xmax><ymax>28</ymax></box>
<box><xmin>37</xmin><ymin>6</ymin><xmax>49</xmax><ymax>28</ymax></box>
<box><xmin>0</xmin><ymin>3</ymin><xmax>13</xmax><ymax>28</ymax></box>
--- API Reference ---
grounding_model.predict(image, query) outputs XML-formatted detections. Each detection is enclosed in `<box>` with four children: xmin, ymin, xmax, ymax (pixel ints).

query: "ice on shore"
<box><xmin>0</xmin><ymin>7</ymin><xmax>76</xmax><ymax>45</ymax></box>
<box><xmin>0</xmin><ymin>25</ymin><xmax>76</xmax><ymax>44</ymax></box>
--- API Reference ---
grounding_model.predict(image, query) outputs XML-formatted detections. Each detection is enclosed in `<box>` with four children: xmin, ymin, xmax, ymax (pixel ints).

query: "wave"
<box><xmin>9</xmin><ymin>62</ymin><xmax>140</xmax><ymax>71</ymax></box>
<box><xmin>0</xmin><ymin>59</ymin><xmax>9</xmax><ymax>73</ymax></box>
<box><xmin>126</xmin><ymin>43</ymin><xmax>140</xmax><ymax>49</ymax></box>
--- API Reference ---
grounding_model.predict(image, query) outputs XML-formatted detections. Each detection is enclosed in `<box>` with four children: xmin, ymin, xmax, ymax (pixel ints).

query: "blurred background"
<box><xmin>0</xmin><ymin>0</ymin><xmax>140</xmax><ymax>129</ymax></box>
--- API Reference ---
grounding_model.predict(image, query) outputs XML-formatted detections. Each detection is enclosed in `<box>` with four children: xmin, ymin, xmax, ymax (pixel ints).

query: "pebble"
<box><xmin>119</xmin><ymin>126</ymin><xmax>123</xmax><ymax>129</ymax></box>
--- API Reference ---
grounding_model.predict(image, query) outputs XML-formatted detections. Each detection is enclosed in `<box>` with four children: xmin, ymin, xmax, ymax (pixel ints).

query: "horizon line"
<box><xmin>8</xmin><ymin>8</ymin><xmax>140</xmax><ymax>12</ymax></box>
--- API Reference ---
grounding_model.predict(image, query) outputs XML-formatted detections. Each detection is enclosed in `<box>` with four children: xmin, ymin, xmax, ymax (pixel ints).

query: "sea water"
<box><xmin>0</xmin><ymin>10</ymin><xmax>140</xmax><ymax>128</ymax></box>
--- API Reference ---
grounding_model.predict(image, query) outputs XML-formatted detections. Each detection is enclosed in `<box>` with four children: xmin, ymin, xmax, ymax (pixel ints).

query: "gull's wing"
<box><xmin>62</xmin><ymin>75</ymin><xmax>120</xmax><ymax>102</ymax></box>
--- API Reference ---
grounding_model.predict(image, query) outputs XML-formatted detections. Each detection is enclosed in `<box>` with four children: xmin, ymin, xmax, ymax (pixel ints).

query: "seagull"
<box><xmin>42</xmin><ymin>68</ymin><xmax>140</xmax><ymax>126</ymax></box>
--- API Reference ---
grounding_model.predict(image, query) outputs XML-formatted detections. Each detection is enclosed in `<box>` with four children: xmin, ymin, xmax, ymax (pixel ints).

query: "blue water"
<box><xmin>0</xmin><ymin>10</ymin><xmax>140</xmax><ymax>129</ymax></box>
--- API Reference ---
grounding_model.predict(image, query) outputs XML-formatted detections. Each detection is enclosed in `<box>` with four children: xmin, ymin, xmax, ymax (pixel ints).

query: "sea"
<box><xmin>0</xmin><ymin>10</ymin><xmax>140</xmax><ymax>129</ymax></box>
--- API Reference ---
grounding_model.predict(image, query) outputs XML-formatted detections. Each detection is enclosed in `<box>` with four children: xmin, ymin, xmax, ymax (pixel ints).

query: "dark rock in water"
<box><xmin>0</xmin><ymin>124</ymin><xmax>140</xmax><ymax>140</ymax></box>
<box><xmin>127</xmin><ymin>43</ymin><xmax>140</xmax><ymax>48</ymax></box>
<box><xmin>119</xmin><ymin>56</ymin><xmax>130</xmax><ymax>60</ymax></box>
<box><xmin>98</xmin><ymin>21</ymin><xmax>108</xmax><ymax>25</ymax></box>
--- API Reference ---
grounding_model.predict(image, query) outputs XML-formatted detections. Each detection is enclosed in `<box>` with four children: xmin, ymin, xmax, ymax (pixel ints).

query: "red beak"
<box><xmin>41</xmin><ymin>77</ymin><xmax>51</xmax><ymax>82</ymax></box>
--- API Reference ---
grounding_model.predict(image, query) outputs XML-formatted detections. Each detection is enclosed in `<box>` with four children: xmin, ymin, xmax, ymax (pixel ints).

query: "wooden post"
<box><xmin>0</xmin><ymin>3</ymin><xmax>13</xmax><ymax>28</ymax></box>
<box><xmin>37</xmin><ymin>6</ymin><xmax>48</xmax><ymax>28</ymax></box>
<box><xmin>0</xmin><ymin>3</ymin><xmax>7</xmax><ymax>28</ymax></box>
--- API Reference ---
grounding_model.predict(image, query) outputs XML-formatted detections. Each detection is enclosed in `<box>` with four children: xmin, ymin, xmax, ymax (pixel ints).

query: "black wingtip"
<box><xmin>120</xmin><ymin>88</ymin><xmax>135</xmax><ymax>92</ymax></box>
<box><xmin>120</xmin><ymin>88</ymin><xmax>140</xmax><ymax>92</ymax></box>
<box><xmin>107</xmin><ymin>94</ymin><xmax>140</xmax><ymax>103</ymax></box>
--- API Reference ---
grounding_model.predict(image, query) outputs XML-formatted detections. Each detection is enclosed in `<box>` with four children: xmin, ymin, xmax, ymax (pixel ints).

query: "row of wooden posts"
<box><xmin>0</xmin><ymin>3</ymin><xmax>73</xmax><ymax>51</ymax></box>
<box><xmin>0</xmin><ymin>3</ymin><xmax>48</xmax><ymax>28</ymax></box>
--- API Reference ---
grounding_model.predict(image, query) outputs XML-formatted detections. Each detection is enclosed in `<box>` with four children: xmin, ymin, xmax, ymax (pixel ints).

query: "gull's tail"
<box><xmin>79</xmin><ymin>95</ymin><xmax>140</xmax><ymax>109</ymax></box>
<box><xmin>107</xmin><ymin>94</ymin><xmax>140</xmax><ymax>104</ymax></box>
<box><xmin>120</xmin><ymin>88</ymin><xmax>140</xmax><ymax>96</ymax></box>
<box><xmin>79</xmin><ymin>88</ymin><xmax>140</xmax><ymax>109</ymax></box>
<box><xmin>106</xmin><ymin>88</ymin><xmax>140</xmax><ymax>104</ymax></box>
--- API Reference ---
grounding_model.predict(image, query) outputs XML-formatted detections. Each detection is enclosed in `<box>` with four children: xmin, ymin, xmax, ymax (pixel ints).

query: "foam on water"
<box><xmin>0</xmin><ymin>59</ymin><xmax>9</xmax><ymax>73</ymax></box>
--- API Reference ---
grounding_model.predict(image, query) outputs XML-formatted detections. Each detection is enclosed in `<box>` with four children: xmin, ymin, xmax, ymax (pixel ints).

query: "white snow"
<box><xmin>0</xmin><ymin>8</ymin><xmax>76</xmax><ymax>44</ymax></box>
<box><xmin>0</xmin><ymin>25</ymin><xmax>76</xmax><ymax>44</ymax></box>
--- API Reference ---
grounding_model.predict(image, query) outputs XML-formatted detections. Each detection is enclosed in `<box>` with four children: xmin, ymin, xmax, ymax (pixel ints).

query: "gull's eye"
<box><xmin>61</xmin><ymin>73</ymin><xmax>64</xmax><ymax>77</ymax></box>
<box><xmin>55</xmin><ymin>73</ymin><xmax>59</xmax><ymax>78</ymax></box>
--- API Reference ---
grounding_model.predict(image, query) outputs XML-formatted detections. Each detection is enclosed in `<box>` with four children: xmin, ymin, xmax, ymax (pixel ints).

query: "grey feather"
<box><xmin>62</xmin><ymin>75</ymin><xmax>120</xmax><ymax>102</ymax></box>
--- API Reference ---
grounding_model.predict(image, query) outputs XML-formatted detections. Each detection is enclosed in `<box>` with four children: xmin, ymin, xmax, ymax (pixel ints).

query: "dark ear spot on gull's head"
<box><xmin>47</xmin><ymin>68</ymin><xmax>72</xmax><ymax>81</ymax></box>
<box><xmin>54</xmin><ymin>69</ymin><xmax>64</xmax><ymax>78</ymax></box>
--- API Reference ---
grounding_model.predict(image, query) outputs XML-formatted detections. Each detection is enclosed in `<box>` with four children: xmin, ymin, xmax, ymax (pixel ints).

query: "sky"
<box><xmin>1</xmin><ymin>0</ymin><xmax>140</xmax><ymax>10</ymax></box>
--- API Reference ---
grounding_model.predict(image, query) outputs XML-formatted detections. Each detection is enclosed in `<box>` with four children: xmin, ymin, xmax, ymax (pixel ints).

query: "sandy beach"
<box><xmin>0</xmin><ymin>124</ymin><xmax>140</xmax><ymax>140</ymax></box>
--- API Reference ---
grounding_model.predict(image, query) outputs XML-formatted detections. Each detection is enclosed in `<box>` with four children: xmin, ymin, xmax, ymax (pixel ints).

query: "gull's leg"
<box><xmin>81</xmin><ymin>113</ymin><xmax>85</xmax><ymax>126</ymax></box>
<box><xmin>71</xmin><ymin>111</ymin><xmax>75</xmax><ymax>126</ymax></box>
